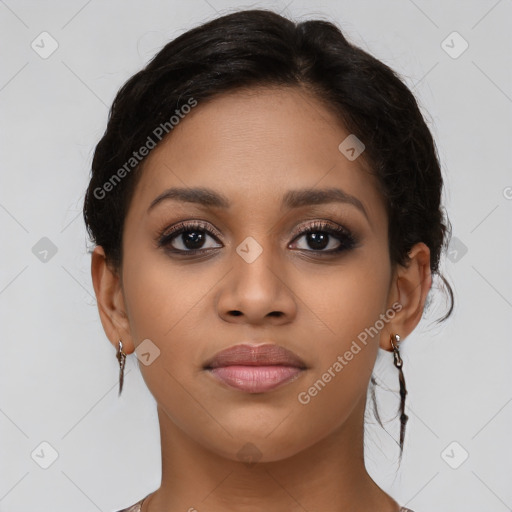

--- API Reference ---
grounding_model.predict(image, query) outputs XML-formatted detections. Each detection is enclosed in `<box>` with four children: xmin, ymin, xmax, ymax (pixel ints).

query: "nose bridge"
<box><xmin>216</xmin><ymin>232</ymin><xmax>296</xmax><ymax>323</ymax></box>
<box><xmin>233</xmin><ymin>233</ymin><xmax>282</xmax><ymax>298</ymax></box>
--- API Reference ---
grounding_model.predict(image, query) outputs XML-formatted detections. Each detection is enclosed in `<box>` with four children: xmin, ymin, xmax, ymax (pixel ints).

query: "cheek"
<box><xmin>120</xmin><ymin>255</ymin><xmax>214</xmax><ymax>426</ymax></box>
<box><xmin>122</xmin><ymin>245</ymin><xmax>219</xmax><ymax>343</ymax></box>
<box><xmin>290</xmin><ymin>248</ymin><xmax>391</xmax><ymax>401</ymax></box>
<box><xmin>291</xmin><ymin>247</ymin><xmax>391</xmax><ymax>348</ymax></box>
<box><xmin>289</xmin><ymin>281</ymin><xmax>388</xmax><ymax>448</ymax></box>
<box><xmin>121</xmin><ymin>249</ymin><xmax>228</xmax><ymax>403</ymax></box>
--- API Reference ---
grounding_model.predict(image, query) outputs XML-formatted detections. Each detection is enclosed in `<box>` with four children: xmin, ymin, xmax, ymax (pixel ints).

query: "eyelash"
<box><xmin>156</xmin><ymin>220</ymin><xmax>358</xmax><ymax>256</ymax></box>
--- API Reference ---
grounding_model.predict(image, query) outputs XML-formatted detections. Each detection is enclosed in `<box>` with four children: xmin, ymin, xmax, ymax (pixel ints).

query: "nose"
<box><xmin>216</xmin><ymin>246</ymin><xmax>297</xmax><ymax>326</ymax></box>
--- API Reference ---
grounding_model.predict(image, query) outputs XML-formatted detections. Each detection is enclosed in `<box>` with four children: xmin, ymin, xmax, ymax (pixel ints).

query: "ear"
<box><xmin>91</xmin><ymin>246</ymin><xmax>135</xmax><ymax>354</ymax></box>
<box><xmin>380</xmin><ymin>242</ymin><xmax>432</xmax><ymax>351</ymax></box>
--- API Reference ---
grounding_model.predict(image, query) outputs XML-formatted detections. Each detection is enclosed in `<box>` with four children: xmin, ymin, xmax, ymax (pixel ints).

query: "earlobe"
<box><xmin>380</xmin><ymin>242</ymin><xmax>432</xmax><ymax>351</ymax></box>
<box><xmin>91</xmin><ymin>246</ymin><xmax>134</xmax><ymax>354</ymax></box>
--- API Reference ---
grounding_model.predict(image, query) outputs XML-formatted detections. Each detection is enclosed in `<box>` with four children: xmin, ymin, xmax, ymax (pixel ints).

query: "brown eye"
<box><xmin>158</xmin><ymin>221</ymin><xmax>222</xmax><ymax>254</ymax></box>
<box><xmin>289</xmin><ymin>221</ymin><xmax>357</xmax><ymax>254</ymax></box>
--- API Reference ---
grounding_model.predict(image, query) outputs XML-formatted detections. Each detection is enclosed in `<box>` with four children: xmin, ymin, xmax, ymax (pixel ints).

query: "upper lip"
<box><xmin>203</xmin><ymin>343</ymin><xmax>307</xmax><ymax>369</ymax></box>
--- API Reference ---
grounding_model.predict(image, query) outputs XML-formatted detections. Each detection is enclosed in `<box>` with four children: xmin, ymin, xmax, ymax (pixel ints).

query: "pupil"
<box><xmin>179</xmin><ymin>231</ymin><xmax>332</xmax><ymax>251</ymax></box>
<box><xmin>184</xmin><ymin>231</ymin><xmax>204</xmax><ymax>249</ymax></box>
<box><xmin>308</xmin><ymin>232</ymin><xmax>328</xmax><ymax>250</ymax></box>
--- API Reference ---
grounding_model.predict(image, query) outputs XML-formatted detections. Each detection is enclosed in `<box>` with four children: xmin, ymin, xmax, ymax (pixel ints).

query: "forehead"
<box><xmin>128</xmin><ymin>86</ymin><xmax>385</xmax><ymax>224</ymax></box>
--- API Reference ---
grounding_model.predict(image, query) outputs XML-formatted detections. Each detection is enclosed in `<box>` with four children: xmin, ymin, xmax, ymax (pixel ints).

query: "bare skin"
<box><xmin>91</xmin><ymin>85</ymin><xmax>431</xmax><ymax>512</ymax></box>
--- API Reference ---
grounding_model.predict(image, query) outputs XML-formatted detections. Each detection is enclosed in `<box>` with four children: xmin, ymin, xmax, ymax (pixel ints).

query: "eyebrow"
<box><xmin>147</xmin><ymin>186</ymin><xmax>369</xmax><ymax>220</ymax></box>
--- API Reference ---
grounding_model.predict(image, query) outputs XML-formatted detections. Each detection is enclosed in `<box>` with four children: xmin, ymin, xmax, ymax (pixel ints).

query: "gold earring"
<box><xmin>116</xmin><ymin>339</ymin><xmax>126</xmax><ymax>396</ymax></box>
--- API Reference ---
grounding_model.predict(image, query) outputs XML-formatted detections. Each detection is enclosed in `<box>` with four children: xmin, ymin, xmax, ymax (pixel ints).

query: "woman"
<box><xmin>83</xmin><ymin>8</ymin><xmax>453</xmax><ymax>512</ymax></box>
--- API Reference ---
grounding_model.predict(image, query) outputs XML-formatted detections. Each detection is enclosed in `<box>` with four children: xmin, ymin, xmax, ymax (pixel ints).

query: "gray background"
<box><xmin>1</xmin><ymin>1</ymin><xmax>511</xmax><ymax>511</ymax></box>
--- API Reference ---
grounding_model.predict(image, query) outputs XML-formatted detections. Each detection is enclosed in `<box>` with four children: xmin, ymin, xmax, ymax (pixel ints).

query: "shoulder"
<box><xmin>114</xmin><ymin>498</ymin><xmax>416</xmax><ymax>512</ymax></box>
<box><xmin>114</xmin><ymin>496</ymin><xmax>146</xmax><ymax>512</ymax></box>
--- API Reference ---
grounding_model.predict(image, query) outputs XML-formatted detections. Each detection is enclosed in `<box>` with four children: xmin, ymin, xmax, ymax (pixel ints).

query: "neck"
<box><xmin>144</xmin><ymin>397</ymin><xmax>401</xmax><ymax>512</ymax></box>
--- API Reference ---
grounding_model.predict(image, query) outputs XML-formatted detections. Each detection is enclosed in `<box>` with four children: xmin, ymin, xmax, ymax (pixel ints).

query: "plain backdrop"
<box><xmin>1</xmin><ymin>1</ymin><xmax>511</xmax><ymax>511</ymax></box>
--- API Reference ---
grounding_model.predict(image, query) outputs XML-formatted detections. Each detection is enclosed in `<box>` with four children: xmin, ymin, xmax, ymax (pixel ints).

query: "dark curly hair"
<box><xmin>83</xmin><ymin>8</ymin><xmax>454</xmax><ymax>459</ymax></box>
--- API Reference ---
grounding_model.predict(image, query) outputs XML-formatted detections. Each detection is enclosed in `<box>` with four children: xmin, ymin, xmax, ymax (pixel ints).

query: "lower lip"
<box><xmin>207</xmin><ymin>365</ymin><xmax>304</xmax><ymax>393</ymax></box>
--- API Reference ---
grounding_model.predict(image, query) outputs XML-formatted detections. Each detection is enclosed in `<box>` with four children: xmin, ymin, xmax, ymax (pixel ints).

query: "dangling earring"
<box><xmin>390</xmin><ymin>333</ymin><xmax>408</xmax><ymax>452</ymax></box>
<box><xmin>116</xmin><ymin>339</ymin><xmax>126</xmax><ymax>396</ymax></box>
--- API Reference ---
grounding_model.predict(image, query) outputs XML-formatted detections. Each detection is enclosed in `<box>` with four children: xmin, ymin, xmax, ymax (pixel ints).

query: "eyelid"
<box><xmin>288</xmin><ymin>218</ymin><xmax>353</xmax><ymax>239</ymax></box>
<box><xmin>156</xmin><ymin>217</ymin><xmax>358</xmax><ymax>254</ymax></box>
<box><xmin>157</xmin><ymin>218</ymin><xmax>352</xmax><ymax>241</ymax></box>
<box><xmin>157</xmin><ymin>219</ymin><xmax>223</xmax><ymax>242</ymax></box>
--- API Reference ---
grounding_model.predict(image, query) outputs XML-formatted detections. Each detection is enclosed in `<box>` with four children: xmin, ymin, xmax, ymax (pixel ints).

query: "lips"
<box><xmin>204</xmin><ymin>343</ymin><xmax>307</xmax><ymax>369</ymax></box>
<box><xmin>203</xmin><ymin>343</ymin><xmax>307</xmax><ymax>393</ymax></box>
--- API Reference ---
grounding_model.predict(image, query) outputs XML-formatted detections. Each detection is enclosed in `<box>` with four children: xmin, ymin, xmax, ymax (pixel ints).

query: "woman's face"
<box><xmin>112</xmin><ymin>86</ymin><xmax>402</xmax><ymax>461</ymax></box>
